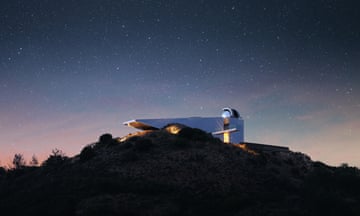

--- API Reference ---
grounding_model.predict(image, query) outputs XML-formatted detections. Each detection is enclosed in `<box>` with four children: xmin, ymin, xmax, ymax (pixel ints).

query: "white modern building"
<box><xmin>123</xmin><ymin>107</ymin><xmax>244</xmax><ymax>143</ymax></box>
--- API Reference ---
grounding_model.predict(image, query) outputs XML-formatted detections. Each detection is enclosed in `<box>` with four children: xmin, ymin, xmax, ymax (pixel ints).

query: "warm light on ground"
<box><xmin>234</xmin><ymin>143</ymin><xmax>259</xmax><ymax>155</ymax></box>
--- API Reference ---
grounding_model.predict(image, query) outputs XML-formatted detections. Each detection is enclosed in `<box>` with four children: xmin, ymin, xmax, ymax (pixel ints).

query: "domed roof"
<box><xmin>222</xmin><ymin>107</ymin><xmax>240</xmax><ymax>118</ymax></box>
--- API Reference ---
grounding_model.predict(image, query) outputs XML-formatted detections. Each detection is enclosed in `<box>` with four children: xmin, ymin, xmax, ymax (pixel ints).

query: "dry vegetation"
<box><xmin>0</xmin><ymin>125</ymin><xmax>359</xmax><ymax>216</ymax></box>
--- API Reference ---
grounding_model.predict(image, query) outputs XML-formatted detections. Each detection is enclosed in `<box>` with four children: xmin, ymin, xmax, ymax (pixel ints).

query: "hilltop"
<box><xmin>0</xmin><ymin>125</ymin><xmax>359</xmax><ymax>216</ymax></box>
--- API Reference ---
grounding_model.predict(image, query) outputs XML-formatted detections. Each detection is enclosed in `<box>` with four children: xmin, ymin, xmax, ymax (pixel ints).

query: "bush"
<box><xmin>42</xmin><ymin>149</ymin><xmax>68</xmax><ymax>167</ymax></box>
<box><xmin>121</xmin><ymin>150</ymin><xmax>138</xmax><ymax>162</ymax></box>
<box><xmin>134</xmin><ymin>139</ymin><xmax>153</xmax><ymax>152</ymax></box>
<box><xmin>118</xmin><ymin>141</ymin><xmax>133</xmax><ymax>150</ymax></box>
<box><xmin>171</xmin><ymin>138</ymin><xmax>190</xmax><ymax>149</ymax></box>
<box><xmin>178</xmin><ymin>127</ymin><xmax>212</xmax><ymax>141</ymax></box>
<box><xmin>0</xmin><ymin>167</ymin><xmax>6</xmax><ymax>176</ymax></box>
<box><xmin>80</xmin><ymin>145</ymin><xmax>96</xmax><ymax>162</ymax></box>
<box><xmin>99</xmin><ymin>133</ymin><xmax>113</xmax><ymax>145</ymax></box>
<box><xmin>12</xmin><ymin>153</ymin><xmax>26</xmax><ymax>169</ymax></box>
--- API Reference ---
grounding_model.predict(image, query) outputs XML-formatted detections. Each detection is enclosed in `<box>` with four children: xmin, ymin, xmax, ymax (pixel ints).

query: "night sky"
<box><xmin>1</xmin><ymin>0</ymin><xmax>359</xmax><ymax>167</ymax></box>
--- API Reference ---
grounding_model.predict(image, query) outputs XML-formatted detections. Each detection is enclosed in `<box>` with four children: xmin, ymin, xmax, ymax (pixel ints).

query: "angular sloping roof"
<box><xmin>123</xmin><ymin>120</ymin><xmax>160</xmax><ymax>130</ymax></box>
<box><xmin>124</xmin><ymin>117</ymin><xmax>223</xmax><ymax>132</ymax></box>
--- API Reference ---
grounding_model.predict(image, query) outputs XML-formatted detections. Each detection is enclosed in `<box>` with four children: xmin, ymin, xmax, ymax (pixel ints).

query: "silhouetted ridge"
<box><xmin>0</xmin><ymin>128</ymin><xmax>359</xmax><ymax>216</ymax></box>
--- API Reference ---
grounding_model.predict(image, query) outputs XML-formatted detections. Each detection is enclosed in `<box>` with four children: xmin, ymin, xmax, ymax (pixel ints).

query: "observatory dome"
<box><xmin>222</xmin><ymin>108</ymin><xmax>240</xmax><ymax>118</ymax></box>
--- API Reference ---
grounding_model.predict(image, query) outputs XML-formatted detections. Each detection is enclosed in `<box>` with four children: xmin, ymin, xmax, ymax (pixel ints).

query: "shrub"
<box><xmin>80</xmin><ymin>145</ymin><xmax>96</xmax><ymax>162</ymax></box>
<box><xmin>99</xmin><ymin>133</ymin><xmax>113</xmax><ymax>145</ymax></box>
<box><xmin>178</xmin><ymin>127</ymin><xmax>212</xmax><ymax>141</ymax></box>
<box><xmin>127</xmin><ymin>135</ymin><xmax>140</xmax><ymax>142</ymax></box>
<box><xmin>118</xmin><ymin>141</ymin><xmax>133</xmax><ymax>150</ymax></box>
<box><xmin>121</xmin><ymin>150</ymin><xmax>138</xmax><ymax>162</ymax></box>
<box><xmin>29</xmin><ymin>155</ymin><xmax>39</xmax><ymax>166</ymax></box>
<box><xmin>0</xmin><ymin>167</ymin><xmax>6</xmax><ymax>176</ymax></box>
<box><xmin>285</xmin><ymin>158</ymin><xmax>294</xmax><ymax>165</ymax></box>
<box><xmin>134</xmin><ymin>139</ymin><xmax>153</xmax><ymax>152</ymax></box>
<box><xmin>291</xmin><ymin>167</ymin><xmax>301</xmax><ymax>177</ymax></box>
<box><xmin>171</xmin><ymin>138</ymin><xmax>190</xmax><ymax>149</ymax></box>
<box><xmin>12</xmin><ymin>153</ymin><xmax>26</xmax><ymax>169</ymax></box>
<box><xmin>42</xmin><ymin>149</ymin><xmax>68</xmax><ymax>167</ymax></box>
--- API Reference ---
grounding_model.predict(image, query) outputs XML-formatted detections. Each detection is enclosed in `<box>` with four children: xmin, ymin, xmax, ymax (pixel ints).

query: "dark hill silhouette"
<box><xmin>0</xmin><ymin>126</ymin><xmax>359</xmax><ymax>216</ymax></box>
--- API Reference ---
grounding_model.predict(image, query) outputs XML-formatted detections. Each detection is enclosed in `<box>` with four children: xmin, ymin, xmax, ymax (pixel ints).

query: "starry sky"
<box><xmin>1</xmin><ymin>0</ymin><xmax>359</xmax><ymax>167</ymax></box>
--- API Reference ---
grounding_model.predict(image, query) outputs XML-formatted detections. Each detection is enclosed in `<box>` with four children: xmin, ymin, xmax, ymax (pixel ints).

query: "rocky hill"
<box><xmin>0</xmin><ymin>126</ymin><xmax>359</xmax><ymax>216</ymax></box>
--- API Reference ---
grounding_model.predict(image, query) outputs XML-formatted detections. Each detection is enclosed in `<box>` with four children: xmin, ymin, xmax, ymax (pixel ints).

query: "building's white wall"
<box><xmin>229</xmin><ymin>118</ymin><xmax>244</xmax><ymax>143</ymax></box>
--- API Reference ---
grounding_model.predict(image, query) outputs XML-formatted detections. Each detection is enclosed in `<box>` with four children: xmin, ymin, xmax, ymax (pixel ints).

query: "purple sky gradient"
<box><xmin>1</xmin><ymin>0</ymin><xmax>359</xmax><ymax>167</ymax></box>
